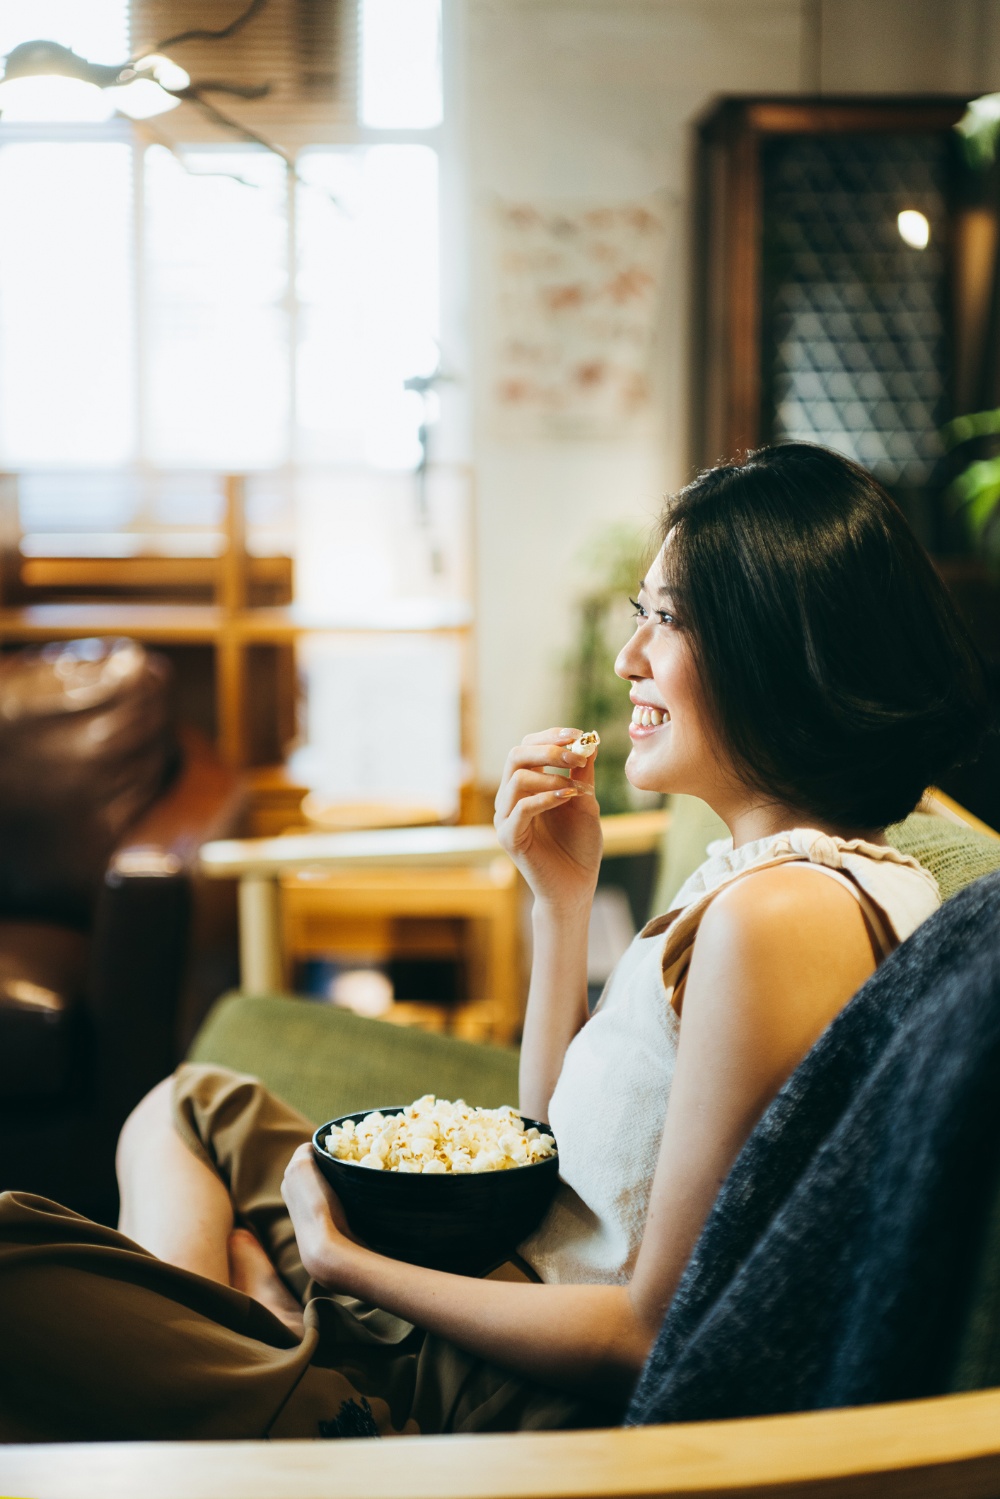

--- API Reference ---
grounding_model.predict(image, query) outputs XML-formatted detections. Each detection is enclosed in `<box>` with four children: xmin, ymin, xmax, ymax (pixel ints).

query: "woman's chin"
<box><xmin>625</xmin><ymin>746</ymin><xmax>671</xmax><ymax>794</ymax></box>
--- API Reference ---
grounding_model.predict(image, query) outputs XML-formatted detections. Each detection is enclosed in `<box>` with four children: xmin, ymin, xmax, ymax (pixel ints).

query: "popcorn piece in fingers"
<box><xmin>568</xmin><ymin>730</ymin><xmax>600</xmax><ymax>758</ymax></box>
<box><xmin>542</xmin><ymin>728</ymin><xmax>600</xmax><ymax>776</ymax></box>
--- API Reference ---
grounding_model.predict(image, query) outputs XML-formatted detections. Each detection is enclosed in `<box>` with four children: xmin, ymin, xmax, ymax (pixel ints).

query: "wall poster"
<box><xmin>492</xmin><ymin>195</ymin><xmax>670</xmax><ymax>439</ymax></box>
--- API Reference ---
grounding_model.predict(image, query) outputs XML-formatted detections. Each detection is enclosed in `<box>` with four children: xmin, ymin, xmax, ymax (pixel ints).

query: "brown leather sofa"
<box><xmin>0</xmin><ymin>638</ymin><xmax>244</xmax><ymax>1221</ymax></box>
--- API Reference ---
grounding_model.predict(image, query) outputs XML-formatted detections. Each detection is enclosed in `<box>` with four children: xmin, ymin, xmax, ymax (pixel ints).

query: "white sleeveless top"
<box><xmin>518</xmin><ymin>827</ymin><xmax>940</xmax><ymax>1286</ymax></box>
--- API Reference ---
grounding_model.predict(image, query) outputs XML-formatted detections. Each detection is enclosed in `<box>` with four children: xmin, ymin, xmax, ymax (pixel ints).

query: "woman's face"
<box><xmin>614</xmin><ymin>541</ymin><xmax>730</xmax><ymax>799</ymax></box>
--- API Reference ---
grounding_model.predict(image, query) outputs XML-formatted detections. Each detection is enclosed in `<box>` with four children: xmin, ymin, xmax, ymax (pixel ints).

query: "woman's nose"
<box><xmin>614</xmin><ymin>631</ymin><xmax>645</xmax><ymax>683</ymax></box>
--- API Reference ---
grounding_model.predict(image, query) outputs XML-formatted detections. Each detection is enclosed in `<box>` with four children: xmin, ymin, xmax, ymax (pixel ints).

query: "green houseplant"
<box><xmin>944</xmin><ymin>95</ymin><xmax>1000</xmax><ymax>564</ymax></box>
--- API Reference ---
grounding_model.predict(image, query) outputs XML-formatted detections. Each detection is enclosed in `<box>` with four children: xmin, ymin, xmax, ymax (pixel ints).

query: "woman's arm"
<box><xmin>283</xmin><ymin>1164</ymin><xmax>648</xmax><ymax>1405</ymax></box>
<box><xmin>492</xmin><ymin>728</ymin><xmax>603</xmax><ymax>1121</ymax></box>
<box><xmin>282</xmin><ymin>863</ymin><xmax>877</xmax><ymax>1401</ymax></box>
<box><xmin>518</xmin><ymin>904</ymin><xmax>591</xmax><ymax>1121</ymax></box>
<box><xmin>627</xmin><ymin>863</ymin><xmax>878</xmax><ymax>1331</ymax></box>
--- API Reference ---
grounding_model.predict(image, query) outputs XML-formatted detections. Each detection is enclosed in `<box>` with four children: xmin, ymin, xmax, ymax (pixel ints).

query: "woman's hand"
<box><xmin>281</xmin><ymin>1143</ymin><xmax>365</xmax><ymax>1292</ymax></box>
<box><xmin>494</xmin><ymin>727</ymin><xmax>602</xmax><ymax>916</ymax></box>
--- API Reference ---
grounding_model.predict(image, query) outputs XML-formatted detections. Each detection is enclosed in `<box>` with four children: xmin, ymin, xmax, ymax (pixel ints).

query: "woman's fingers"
<box><xmin>495</xmin><ymin>766</ymin><xmax>593</xmax><ymax>821</ymax></box>
<box><xmin>282</xmin><ymin>1143</ymin><xmax>326</xmax><ymax>1206</ymax></box>
<box><xmin>282</xmin><ymin>1144</ymin><xmax>336</xmax><ymax>1220</ymax></box>
<box><xmin>520</xmin><ymin>727</ymin><xmax>580</xmax><ymax>747</ymax></box>
<box><xmin>495</xmin><ymin>728</ymin><xmax>600</xmax><ymax>853</ymax></box>
<box><xmin>500</xmin><ymin>740</ymin><xmax>593</xmax><ymax>797</ymax></box>
<box><xmin>282</xmin><ymin>1144</ymin><xmax>360</xmax><ymax>1243</ymax></box>
<box><xmin>495</xmin><ymin>786</ymin><xmax>587</xmax><ymax>848</ymax></box>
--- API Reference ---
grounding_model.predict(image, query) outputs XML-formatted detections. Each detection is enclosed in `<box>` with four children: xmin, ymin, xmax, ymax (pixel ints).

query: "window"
<box><xmin>360</xmin><ymin>0</ymin><xmax>442</xmax><ymax>129</ymax></box>
<box><xmin>0</xmin><ymin>0</ymin><xmax>464</xmax><ymax>809</ymax></box>
<box><xmin>0</xmin><ymin>141</ymin><xmax>134</xmax><ymax>466</ymax></box>
<box><xmin>144</xmin><ymin>146</ymin><xmax>290</xmax><ymax>469</ymax></box>
<box><xmin>0</xmin><ymin>0</ymin><xmax>446</xmax><ymax>490</ymax></box>
<box><xmin>296</xmin><ymin>145</ymin><xmax>439</xmax><ymax>469</ymax></box>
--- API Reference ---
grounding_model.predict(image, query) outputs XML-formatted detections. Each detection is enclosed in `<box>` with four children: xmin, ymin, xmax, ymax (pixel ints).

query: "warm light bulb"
<box><xmin>897</xmin><ymin>210</ymin><xmax>930</xmax><ymax>250</ymax></box>
<box><xmin>0</xmin><ymin>74</ymin><xmax>115</xmax><ymax>122</ymax></box>
<box><xmin>133</xmin><ymin>54</ymin><xmax>190</xmax><ymax>92</ymax></box>
<box><xmin>106</xmin><ymin>78</ymin><xmax>182</xmax><ymax>119</ymax></box>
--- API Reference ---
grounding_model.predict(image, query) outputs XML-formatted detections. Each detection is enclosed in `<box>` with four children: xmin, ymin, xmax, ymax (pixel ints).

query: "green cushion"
<box><xmin>650</xmin><ymin>795</ymin><xmax>728</xmax><ymax>916</ymax></box>
<box><xmin>187</xmin><ymin>991</ymin><xmax>520</xmax><ymax>1125</ymax></box>
<box><xmin>885</xmin><ymin>813</ymin><xmax>1000</xmax><ymax>901</ymax></box>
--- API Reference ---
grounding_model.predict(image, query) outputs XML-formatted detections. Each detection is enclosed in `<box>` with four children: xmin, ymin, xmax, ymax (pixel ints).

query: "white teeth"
<box><xmin>649</xmin><ymin>709</ymin><xmax>663</xmax><ymax>726</ymax></box>
<box><xmin>631</xmin><ymin>705</ymin><xmax>642</xmax><ymax>726</ymax></box>
<box><xmin>632</xmin><ymin>705</ymin><xmax>667</xmax><ymax>727</ymax></box>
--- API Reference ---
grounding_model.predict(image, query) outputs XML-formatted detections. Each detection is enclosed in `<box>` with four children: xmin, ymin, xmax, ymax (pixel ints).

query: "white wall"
<box><xmin>463</xmin><ymin>0</ymin><xmax>1000</xmax><ymax>781</ymax></box>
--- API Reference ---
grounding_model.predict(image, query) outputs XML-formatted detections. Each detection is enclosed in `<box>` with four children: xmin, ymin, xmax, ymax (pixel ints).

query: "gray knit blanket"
<box><xmin>627</xmin><ymin>870</ymin><xmax>1000</xmax><ymax>1424</ymax></box>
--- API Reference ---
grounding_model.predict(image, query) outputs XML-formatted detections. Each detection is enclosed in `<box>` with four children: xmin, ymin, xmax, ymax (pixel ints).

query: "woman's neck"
<box><xmin>718</xmin><ymin>797</ymin><xmax>887</xmax><ymax>851</ymax></box>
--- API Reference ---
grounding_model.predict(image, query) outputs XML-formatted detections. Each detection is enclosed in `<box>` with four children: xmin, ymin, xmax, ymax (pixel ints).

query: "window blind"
<box><xmin>129</xmin><ymin>0</ymin><xmax>355</xmax><ymax>128</ymax></box>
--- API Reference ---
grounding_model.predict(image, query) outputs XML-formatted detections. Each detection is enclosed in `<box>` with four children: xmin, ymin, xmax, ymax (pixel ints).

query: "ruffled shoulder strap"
<box><xmin>639</xmin><ymin>828</ymin><xmax>937</xmax><ymax>1017</ymax></box>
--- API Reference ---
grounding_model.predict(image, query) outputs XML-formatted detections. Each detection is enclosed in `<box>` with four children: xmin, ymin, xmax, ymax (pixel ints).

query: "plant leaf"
<box><xmin>942</xmin><ymin>408</ymin><xmax>1000</xmax><ymax>449</ymax></box>
<box><xmin>947</xmin><ymin>457</ymin><xmax>1000</xmax><ymax>534</ymax></box>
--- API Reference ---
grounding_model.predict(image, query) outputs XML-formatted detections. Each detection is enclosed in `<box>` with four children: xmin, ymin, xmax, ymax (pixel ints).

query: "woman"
<box><xmin>0</xmin><ymin>444</ymin><xmax>991</xmax><ymax>1442</ymax></box>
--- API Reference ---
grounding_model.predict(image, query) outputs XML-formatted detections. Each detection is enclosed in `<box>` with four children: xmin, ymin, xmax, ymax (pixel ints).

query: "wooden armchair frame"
<box><xmin>4</xmin><ymin>1385</ymin><xmax>1000</xmax><ymax>1497</ymax></box>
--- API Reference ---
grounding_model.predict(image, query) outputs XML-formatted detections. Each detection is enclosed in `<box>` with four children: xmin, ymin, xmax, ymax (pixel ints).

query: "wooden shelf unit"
<box><xmin>0</xmin><ymin>474</ymin><xmax>478</xmax><ymax>783</ymax></box>
<box><xmin>0</xmin><ymin>475</ymin><xmax>280</xmax><ymax>767</ymax></box>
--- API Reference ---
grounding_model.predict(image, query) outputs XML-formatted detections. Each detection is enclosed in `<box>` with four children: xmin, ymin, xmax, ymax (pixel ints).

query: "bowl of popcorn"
<box><xmin>311</xmin><ymin>1094</ymin><xmax>559</xmax><ymax>1276</ymax></box>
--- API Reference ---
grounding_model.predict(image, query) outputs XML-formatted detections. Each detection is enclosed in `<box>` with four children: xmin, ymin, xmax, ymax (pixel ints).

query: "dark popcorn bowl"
<box><xmin>311</xmin><ymin>1108</ymin><xmax>559</xmax><ymax>1277</ymax></box>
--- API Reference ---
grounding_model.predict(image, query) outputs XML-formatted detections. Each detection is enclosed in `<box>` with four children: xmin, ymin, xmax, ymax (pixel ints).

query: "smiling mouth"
<box><xmin>630</xmin><ymin>704</ymin><xmax>669</xmax><ymax>728</ymax></box>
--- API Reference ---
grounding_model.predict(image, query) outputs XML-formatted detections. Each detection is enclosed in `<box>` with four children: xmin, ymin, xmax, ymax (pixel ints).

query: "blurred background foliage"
<box><xmin>946</xmin><ymin>95</ymin><xmax>1000</xmax><ymax>567</ymax></box>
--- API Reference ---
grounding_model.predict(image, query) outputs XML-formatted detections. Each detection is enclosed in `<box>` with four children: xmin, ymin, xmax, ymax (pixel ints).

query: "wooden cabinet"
<box><xmin>693</xmin><ymin>96</ymin><xmax>971</xmax><ymax>519</ymax></box>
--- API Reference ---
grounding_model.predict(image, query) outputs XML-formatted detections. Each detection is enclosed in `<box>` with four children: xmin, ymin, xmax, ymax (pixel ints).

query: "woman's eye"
<box><xmin>630</xmin><ymin>597</ymin><xmax>675</xmax><ymax>628</ymax></box>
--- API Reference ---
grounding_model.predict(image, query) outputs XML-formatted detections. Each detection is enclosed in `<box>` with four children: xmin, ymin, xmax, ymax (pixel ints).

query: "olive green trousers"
<box><xmin>0</xmin><ymin>1064</ymin><xmax>604</xmax><ymax>1442</ymax></box>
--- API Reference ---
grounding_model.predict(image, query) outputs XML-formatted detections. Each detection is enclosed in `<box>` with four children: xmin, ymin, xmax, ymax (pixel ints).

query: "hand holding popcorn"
<box><xmin>494</xmin><ymin>726</ymin><xmax>602</xmax><ymax>914</ymax></box>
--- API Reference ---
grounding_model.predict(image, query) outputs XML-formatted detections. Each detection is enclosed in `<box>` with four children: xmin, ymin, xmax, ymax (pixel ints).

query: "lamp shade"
<box><xmin>0</xmin><ymin>75</ymin><xmax>116</xmax><ymax>122</ymax></box>
<box><xmin>104</xmin><ymin>78</ymin><xmax>181</xmax><ymax>120</ymax></box>
<box><xmin>0</xmin><ymin>39</ymin><xmax>122</xmax><ymax>123</ymax></box>
<box><xmin>0</xmin><ymin>39</ymin><xmax>191</xmax><ymax>123</ymax></box>
<box><xmin>1</xmin><ymin>40</ymin><xmax>123</xmax><ymax>88</ymax></box>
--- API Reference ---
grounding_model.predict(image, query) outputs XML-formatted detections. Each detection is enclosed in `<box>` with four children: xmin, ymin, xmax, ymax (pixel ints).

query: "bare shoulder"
<box><xmin>689</xmin><ymin>862</ymin><xmax>877</xmax><ymax>1022</ymax></box>
<box><xmin>701</xmin><ymin>861</ymin><xmax>868</xmax><ymax>941</ymax></box>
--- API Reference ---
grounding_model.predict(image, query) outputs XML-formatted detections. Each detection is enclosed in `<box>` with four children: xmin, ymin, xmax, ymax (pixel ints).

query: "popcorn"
<box><xmin>568</xmin><ymin>730</ymin><xmax>600</xmax><ymax>758</ymax></box>
<box><xmin>543</xmin><ymin>729</ymin><xmax>600</xmax><ymax>779</ymax></box>
<box><xmin>323</xmin><ymin>1095</ymin><xmax>557</xmax><ymax>1175</ymax></box>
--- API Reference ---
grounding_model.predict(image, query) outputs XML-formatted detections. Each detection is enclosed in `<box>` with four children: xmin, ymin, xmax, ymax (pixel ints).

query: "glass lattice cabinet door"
<box><xmin>692</xmin><ymin>97</ymin><xmax>972</xmax><ymax>550</ymax></box>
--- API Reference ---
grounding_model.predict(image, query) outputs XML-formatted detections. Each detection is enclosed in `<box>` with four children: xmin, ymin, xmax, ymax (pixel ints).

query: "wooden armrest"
<box><xmin>201</xmin><ymin>813</ymin><xmax>671</xmax><ymax>881</ymax></box>
<box><xmin>920</xmin><ymin>788</ymin><xmax>1000</xmax><ymax>842</ymax></box>
<box><xmin>4</xmin><ymin>1387</ymin><xmax>1000</xmax><ymax>1498</ymax></box>
<box><xmin>201</xmin><ymin>823</ymin><xmax>504</xmax><ymax>879</ymax></box>
<box><xmin>600</xmin><ymin>809</ymin><xmax>669</xmax><ymax>857</ymax></box>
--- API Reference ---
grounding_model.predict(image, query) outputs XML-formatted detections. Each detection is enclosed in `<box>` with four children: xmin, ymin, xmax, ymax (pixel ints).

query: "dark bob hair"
<box><xmin>660</xmin><ymin>443</ymin><xmax>994</xmax><ymax>829</ymax></box>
